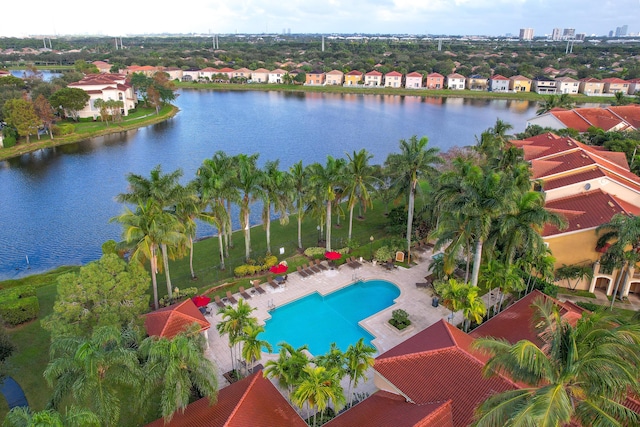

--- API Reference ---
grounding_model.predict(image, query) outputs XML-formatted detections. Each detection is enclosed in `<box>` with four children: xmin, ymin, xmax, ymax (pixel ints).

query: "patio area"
<box><xmin>201</xmin><ymin>250</ymin><xmax>470</xmax><ymax>395</ymax></box>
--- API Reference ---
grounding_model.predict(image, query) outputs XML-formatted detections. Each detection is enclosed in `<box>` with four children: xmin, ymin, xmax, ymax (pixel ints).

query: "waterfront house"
<box><xmin>527</xmin><ymin>105</ymin><xmax>640</xmax><ymax>133</ymax></box>
<box><xmin>489</xmin><ymin>74</ymin><xmax>510</xmax><ymax>92</ymax></box>
<box><xmin>92</xmin><ymin>61</ymin><xmax>111</xmax><ymax>73</ymax></box>
<box><xmin>218</xmin><ymin>67</ymin><xmax>235</xmax><ymax>80</ymax></box>
<box><xmin>579</xmin><ymin>77</ymin><xmax>603</xmax><ymax>95</ymax></box>
<box><xmin>602</xmin><ymin>77</ymin><xmax>630</xmax><ymax>95</ymax></box>
<box><xmin>532</xmin><ymin>76</ymin><xmax>557</xmax><ymax>94</ymax></box>
<box><xmin>425</xmin><ymin>72</ymin><xmax>444</xmax><ymax>89</ymax></box>
<box><xmin>384</xmin><ymin>71</ymin><xmax>403</xmax><ymax>88</ymax></box>
<box><xmin>305</xmin><ymin>70</ymin><xmax>325</xmax><ymax>85</ymax></box>
<box><xmin>181</xmin><ymin>68</ymin><xmax>199</xmax><ymax>82</ymax></box>
<box><xmin>555</xmin><ymin>76</ymin><xmax>579</xmax><ymax>94</ymax></box>
<box><xmin>467</xmin><ymin>75</ymin><xmax>488</xmax><ymax>91</ymax></box>
<box><xmin>144</xmin><ymin>299</ymin><xmax>210</xmax><ymax>344</ymax></box>
<box><xmin>251</xmin><ymin>68</ymin><xmax>270</xmax><ymax>83</ymax></box>
<box><xmin>344</xmin><ymin>70</ymin><xmax>363</xmax><ymax>85</ymax></box>
<box><xmin>325</xmin><ymin>70</ymin><xmax>344</xmax><ymax>85</ymax></box>
<box><xmin>159</xmin><ymin>67</ymin><xmax>182</xmax><ymax>81</ymax></box>
<box><xmin>509</xmin><ymin>75</ymin><xmax>532</xmax><ymax>92</ymax></box>
<box><xmin>268</xmin><ymin>69</ymin><xmax>287</xmax><ymax>84</ymax></box>
<box><xmin>404</xmin><ymin>72</ymin><xmax>423</xmax><ymax>88</ymax></box>
<box><xmin>198</xmin><ymin>67</ymin><xmax>219</xmax><ymax>81</ymax></box>
<box><xmin>232</xmin><ymin>68</ymin><xmax>252</xmax><ymax>80</ymax></box>
<box><xmin>627</xmin><ymin>78</ymin><xmax>640</xmax><ymax>94</ymax></box>
<box><xmin>365</xmin><ymin>70</ymin><xmax>383</xmax><ymax>86</ymax></box>
<box><xmin>125</xmin><ymin>65</ymin><xmax>158</xmax><ymax>77</ymax></box>
<box><xmin>67</xmin><ymin>74</ymin><xmax>137</xmax><ymax>119</ymax></box>
<box><xmin>446</xmin><ymin>73</ymin><xmax>466</xmax><ymax>90</ymax></box>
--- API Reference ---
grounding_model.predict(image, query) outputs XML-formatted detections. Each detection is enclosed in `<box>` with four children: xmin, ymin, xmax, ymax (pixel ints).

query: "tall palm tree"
<box><xmin>264</xmin><ymin>343</ymin><xmax>310</xmax><ymax>401</ymax></box>
<box><xmin>260</xmin><ymin>160</ymin><xmax>292</xmax><ymax>254</ymax></box>
<box><xmin>596</xmin><ymin>213</ymin><xmax>640</xmax><ymax>301</ymax></box>
<box><xmin>234</xmin><ymin>154</ymin><xmax>263</xmax><ymax>260</ymax></box>
<box><xmin>344</xmin><ymin>338</ymin><xmax>376</xmax><ymax>407</ymax></box>
<box><xmin>385</xmin><ymin>136</ymin><xmax>442</xmax><ymax>262</ymax></box>
<box><xmin>210</xmin><ymin>151</ymin><xmax>239</xmax><ymax>254</ymax></box>
<box><xmin>460</xmin><ymin>285</ymin><xmax>486</xmax><ymax>332</ymax></box>
<box><xmin>481</xmin><ymin>259</ymin><xmax>524</xmax><ymax>316</ymax></box>
<box><xmin>435</xmin><ymin>158</ymin><xmax>517</xmax><ymax>287</ymax></box>
<box><xmin>111</xmin><ymin>201</ymin><xmax>178</xmax><ymax>310</ymax></box>
<box><xmin>173</xmin><ymin>182</ymin><xmax>201</xmax><ymax>280</ymax></box>
<box><xmin>315</xmin><ymin>343</ymin><xmax>346</xmax><ymax>376</ymax></box>
<box><xmin>309</xmin><ymin>156</ymin><xmax>346</xmax><ymax>251</ymax></box>
<box><xmin>240</xmin><ymin>324</ymin><xmax>272</xmax><ymax>374</ymax></box>
<box><xmin>116</xmin><ymin>165</ymin><xmax>185</xmax><ymax>299</ymax></box>
<box><xmin>435</xmin><ymin>278</ymin><xmax>468</xmax><ymax>321</ymax></box>
<box><xmin>344</xmin><ymin>149</ymin><xmax>378</xmax><ymax>241</ymax></box>
<box><xmin>43</xmin><ymin>325</ymin><xmax>141</xmax><ymax>427</ymax></box>
<box><xmin>290</xmin><ymin>161</ymin><xmax>308</xmax><ymax>250</ymax></box>
<box><xmin>292</xmin><ymin>366</ymin><xmax>346</xmax><ymax>427</ymax></box>
<box><xmin>139</xmin><ymin>329</ymin><xmax>218</xmax><ymax>423</ymax></box>
<box><xmin>473</xmin><ymin>298</ymin><xmax>640</xmax><ymax>427</ymax></box>
<box><xmin>216</xmin><ymin>299</ymin><xmax>257</xmax><ymax>373</ymax></box>
<box><xmin>4</xmin><ymin>406</ymin><xmax>101</xmax><ymax>427</ymax></box>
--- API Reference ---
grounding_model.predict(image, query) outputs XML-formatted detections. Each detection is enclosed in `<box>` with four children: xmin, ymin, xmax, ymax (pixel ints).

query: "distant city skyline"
<box><xmin>2</xmin><ymin>0</ymin><xmax>639</xmax><ymax>38</ymax></box>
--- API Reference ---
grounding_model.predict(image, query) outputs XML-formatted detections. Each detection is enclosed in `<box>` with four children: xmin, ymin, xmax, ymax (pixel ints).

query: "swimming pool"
<box><xmin>260</xmin><ymin>279</ymin><xmax>400</xmax><ymax>356</ymax></box>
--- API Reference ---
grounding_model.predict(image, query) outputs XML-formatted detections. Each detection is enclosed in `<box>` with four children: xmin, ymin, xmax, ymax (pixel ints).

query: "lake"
<box><xmin>0</xmin><ymin>90</ymin><xmax>537</xmax><ymax>279</ymax></box>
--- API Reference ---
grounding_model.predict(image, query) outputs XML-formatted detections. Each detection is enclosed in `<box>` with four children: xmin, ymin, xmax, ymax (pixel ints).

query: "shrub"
<box><xmin>389</xmin><ymin>309</ymin><xmax>411</xmax><ymax>330</ymax></box>
<box><xmin>374</xmin><ymin>246</ymin><xmax>394</xmax><ymax>263</ymax></box>
<box><xmin>52</xmin><ymin>123</ymin><xmax>75</xmax><ymax>136</ymax></box>
<box><xmin>264</xmin><ymin>255</ymin><xmax>278</xmax><ymax>267</ymax></box>
<box><xmin>304</xmin><ymin>247</ymin><xmax>326</xmax><ymax>258</ymax></box>
<box><xmin>0</xmin><ymin>296</ymin><xmax>39</xmax><ymax>326</ymax></box>
<box><xmin>2</xmin><ymin>126</ymin><xmax>17</xmax><ymax>148</ymax></box>
<box><xmin>575</xmin><ymin>301</ymin><xmax>601</xmax><ymax>312</ymax></box>
<box><xmin>159</xmin><ymin>286</ymin><xmax>199</xmax><ymax>307</ymax></box>
<box><xmin>234</xmin><ymin>265</ymin><xmax>250</xmax><ymax>277</ymax></box>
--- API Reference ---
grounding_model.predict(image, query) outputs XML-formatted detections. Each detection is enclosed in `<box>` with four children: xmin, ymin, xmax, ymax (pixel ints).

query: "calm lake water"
<box><xmin>0</xmin><ymin>90</ymin><xmax>537</xmax><ymax>279</ymax></box>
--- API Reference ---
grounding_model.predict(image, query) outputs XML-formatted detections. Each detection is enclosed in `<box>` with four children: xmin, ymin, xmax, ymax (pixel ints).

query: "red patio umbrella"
<box><xmin>192</xmin><ymin>295</ymin><xmax>211</xmax><ymax>308</ymax></box>
<box><xmin>270</xmin><ymin>264</ymin><xmax>288</xmax><ymax>274</ymax></box>
<box><xmin>325</xmin><ymin>251</ymin><xmax>342</xmax><ymax>261</ymax></box>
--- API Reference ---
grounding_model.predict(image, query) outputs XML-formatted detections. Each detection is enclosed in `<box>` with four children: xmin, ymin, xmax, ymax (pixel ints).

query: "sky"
<box><xmin>2</xmin><ymin>0</ymin><xmax>639</xmax><ymax>38</ymax></box>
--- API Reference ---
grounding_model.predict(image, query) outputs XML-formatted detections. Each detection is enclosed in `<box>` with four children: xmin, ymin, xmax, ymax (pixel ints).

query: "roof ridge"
<box><xmin>224</xmin><ymin>372</ymin><xmax>261</xmax><ymax>426</ymax></box>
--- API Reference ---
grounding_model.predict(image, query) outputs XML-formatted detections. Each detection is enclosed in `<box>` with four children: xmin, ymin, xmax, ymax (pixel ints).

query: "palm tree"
<box><xmin>209</xmin><ymin>151</ymin><xmax>239</xmax><ymax>254</ymax></box>
<box><xmin>309</xmin><ymin>156</ymin><xmax>346</xmax><ymax>251</ymax></box>
<box><xmin>173</xmin><ymin>182</ymin><xmax>201</xmax><ymax>280</ymax></box>
<box><xmin>43</xmin><ymin>325</ymin><xmax>141</xmax><ymax>427</ymax></box>
<box><xmin>315</xmin><ymin>343</ymin><xmax>346</xmax><ymax>375</ymax></box>
<box><xmin>260</xmin><ymin>160</ymin><xmax>292</xmax><ymax>254</ymax></box>
<box><xmin>385</xmin><ymin>136</ymin><xmax>442</xmax><ymax>262</ymax></box>
<box><xmin>435</xmin><ymin>278</ymin><xmax>468</xmax><ymax>321</ymax></box>
<box><xmin>536</xmin><ymin>93</ymin><xmax>575</xmax><ymax>115</ymax></box>
<box><xmin>111</xmin><ymin>201</ymin><xmax>177</xmax><ymax>310</ymax></box>
<box><xmin>139</xmin><ymin>329</ymin><xmax>218</xmax><ymax>423</ymax></box>
<box><xmin>481</xmin><ymin>259</ymin><xmax>524</xmax><ymax>316</ymax></box>
<box><xmin>290</xmin><ymin>161</ymin><xmax>308</xmax><ymax>250</ymax></box>
<box><xmin>216</xmin><ymin>299</ymin><xmax>257</xmax><ymax>373</ymax></box>
<box><xmin>292</xmin><ymin>366</ymin><xmax>346</xmax><ymax>427</ymax></box>
<box><xmin>116</xmin><ymin>165</ymin><xmax>185</xmax><ymax>299</ymax></box>
<box><xmin>473</xmin><ymin>298</ymin><xmax>640</xmax><ymax>427</ymax></box>
<box><xmin>435</xmin><ymin>158</ymin><xmax>517</xmax><ymax>287</ymax></box>
<box><xmin>240</xmin><ymin>324</ymin><xmax>272</xmax><ymax>374</ymax></box>
<box><xmin>3</xmin><ymin>406</ymin><xmax>101</xmax><ymax>427</ymax></box>
<box><xmin>235</xmin><ymin>154</ymin><xmax>263</xmax><ymax>260</ymax></box>
<box><xmin>344</xmin><ymin>338</ymin><xmax>376</xmax><ymax>407</ymax></box>
<box><xmin>596</xmin><ymin>213</ymin><xmax>640</xmax><ymax>302</ymax></box>
<box><xmin>461</xmin><ymin>285</ymin><xmax>486</xmax><ymax>332</ymax></box>
<box><xmin>344</xmin><ymin>149</ymin><xmax>378</xmax><ymax>241</ymax></box>
<box><xmin>264</xmin><ymin>343</ymin><xmax>310</xmax><ymax>401</ymax></box>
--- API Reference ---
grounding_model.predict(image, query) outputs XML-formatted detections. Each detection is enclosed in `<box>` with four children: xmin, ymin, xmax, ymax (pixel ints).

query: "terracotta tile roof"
<box><xmin>375</xmin><ymin>320</ymin><xmax>516</xmax><ymax>426</ymax></box>
<box><xmin>144</xmin><ymin>299</ymin><xmax>210</xmax><ymax>339</ymax></box>
<box><xmin>447</xmin><ymin>73</ymin><xmax>465</xmax><ymax>79</ymax></box>
<box><xmin>542</xmin><ymin>167</ymin><xmax>606</xmax><ymax>190</ymax></box>
<box><xmin>218</xmin><ymin>67</ymin><xmax>235</xmax><ymax>73</ymax></box>
<box><xmin>145</xmin><ymin>370</ymin><xmax>306</xmax><ymax>427</ymax></box>
<box><xmin>542</xmin><ymin>189</ymin><xmax>640</xmax><ymax>236</ymax></box>
<box><xmin>346</xmin><ymin>70</ymin><xmax>363</xmax><ymax>76</ymax></box>
<box><xmin>427</xmin><ymin>72</ymin><xmax>444</xmax><ymax>78</ymax></box>
<box><xmin>490</xmin><ymin>74</ymin><xmax>510</xmax><ymax>81</ymax></box>
<box><xmin>555</xmin><ymin>76</ymin><xmax>578</xmax><ymax>83</ymax></box>
<box><xmin>366</xmin><ymin>70</ymin><xmax>383</xmax><ymax>76</ymax></box>
<box><xmin>580</xmin><ymin>77</ymin><xmax>601</xmax><ymax>83</ymax></box>
<box><xmin>406</xmin><ymin>72</ymin><xmax>423</xmax><ymax>77</ymax></box>
<box><xmin>510</xmin><ymin>75</ymin><xmax>531</xmax><ymax>81</ymax></box>
<box><xmin>601</xmin><ymin>77</ymin><xmax>628</xmax><ymax>84</ymax></box>
<box><xmin>269</xmin><ymin>68</ymin><xmax>287</xmax><ymax>74</ymax></box>
<box><xmin>608</xmin><ymin>105</ymin><xmax>640</xmax><ymax>129</ymax></box>
<box><xmin>252</xmin><ymin>68</ymin><xmax>270</xmax><ymax>73</ymax></box>
<box><xmin>325</xmin><ymin>391</ymin><xmax>453</xmax><ymax>427</ymax></box>
<box><xmin>385</xmin><ymin>71</ymin><xmax>403</xmax><ymax>77</ymax></box>
<box><xmin>326</xmin><ymin>69</ymin><xmax>344</xmax><ymax>75</ymax></box>
<box><xmin>470</xmin><ymin>290</ymin><xmax>585</xmax><ymax>346</ymax></box>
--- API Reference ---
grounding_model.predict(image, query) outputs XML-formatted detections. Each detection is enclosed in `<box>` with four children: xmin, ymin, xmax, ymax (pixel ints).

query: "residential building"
<box><xmin>509</xmin><ymin>75</ymin><xmax>532</xmax><ymax>92</ymax></box>
<box><xmin>544</xmin><ymin>67</ymin><xmax>560</xmax><ymax>77</ymax></box>
<box><xmin>344</xmin><ymin>70</ymin><xmax>363</xmax><ymax>86</ymax></box>
<box><xmin>579</xmin><ymin>77</ymin><xmax>603</xmax><ymax>95</ymax></box>
<box><xmin>446</xmin><ymin>73</ymin><xmax>466</xmax><ymax>90</ymax></box>
<box><xmin>467</xmin><ymin>75</ymin><xmax>488</xmax><ymax>91</ymax></box>
<box><xmin>563</xmin><ymin>28</ymin><xmax>576</xmax><ymax>39</ymax></box>
<box><xmin>627</xmin><ymin>78</ymin><xmax>640</xmax><ymax>94</ymax></box>
<box><xmin>218</xmin><ymin>67</ymin><xmax>235</xmax><ymax>80</ymax></box>
<box><xmin>532</xmin><ymin>76</ymin><xmax>557</xmax><ymax>94</ymax></box>
<box><xmin>144</xmin><ymin>299</ymin><xmax>210</xmax><ymax>345</ymax></box>
<box><xmin>527</xmin><ymin>105</ymin><xmax>640</xmax><ymax>132</ymax></box>
<box><xmin>404</xmin><ymin>72</ymin><xmax>423</xmax><ymax>89</ymax></box>
<box><xmin>602</xmin><ymin>77</ymin><xmax>630</xmax><ymax>95</ymax></box>
<box><xmin>615</xmin><ymin>25</ymin><xmax>629</xmax><ymax>37</ymax></box>
<box><xmin>551</xmin><ymin>28</ymin><xmax>562</xmax><ymax>41</ymax></box>
<box><xmin>305</xmin><ymin>70</ymin><xmax>325</xmax><ymax>85</ymax></box>
<box><xmin>384</xmin><ymin>71</ymin><xmax>403</xmax><ymax>88</ymax></box>
<box><xmin>198</xmin><ymin>67</ymin><xmax>220</xmax><ymax>81</ymax></box>
<box><xmin>489</xmin><ymin>74</ymin><xmax>510</xmax><ymax>92</ymax></box>
<box><xmin>251</xmin><ymin>68</ymin><xmax>270</xmax><ymax>83</ymax></box>
<box><xmin>231</xmin><ymin>67</ymin><xmax>252</xmax><ymax>80</ymax></box>
<box><xmin>519</xmin><ymin>28</ymin><xmax>534</xmax><ymax>40</ymax></box>
<box><xmin>125</xmin><ymin>65</ymin><xmax>158</xmax><ymax>77</ymax></box>
<box><xmin>364</xmin><ymin>70</ymin><xmax>383</xmax><ymax>86</ymax></box>
<box><xmin>67</xmin><ymin>74</ymin><xmax>137</xmax><ymax>119</ymax></box>
<box><xmin>268</xmin><ymin>68</ymin><xmax>287</xmax><ymax>84</ymax></box>
<box><xmin>159</xmin><ymin>67</ymin><xmax>183</xmax><ymax>81</ymax></box>
<box><xmin>555</xmin><ymin>76</ymin><xmax>579</xmax><ymax>94</ymax></box>
<box><xmin>425</xmin><ymin>72</ymin><xmax>444</xmax><ymax>89</ymax></box>
<box><xmin>325</xmin><ymin>70</ymin><xmax>344</xmax><ymax>86</ymax></box>
<box><xmin>92</xmin><ymin>61</ymin><xmax>111</xmax><ymax>73</ymax></box>
<box><xmin>181</xmin><ymin>68</ymin><xmax>199</xmax><ymax>82</ymax></box>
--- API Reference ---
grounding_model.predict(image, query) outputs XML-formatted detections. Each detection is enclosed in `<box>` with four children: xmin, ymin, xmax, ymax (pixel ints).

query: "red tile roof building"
<box><xmin>528</xmin><ymin>105</ymin><xmax>640</xmax><ymax>133</ymax></box>
<box><xmin>66</xmin><ymin>74</ymin><xmax>137</xmax><ymax>119</ymax></box>
<box><xmin>144</xmin><ymin>299</ymin><xmax>210</xmax><ymax>340</ymax></box>
<box><xmin>146</xmin><ymin>370</ymin><xmax>307</xmax><ymax>427</ymax></box>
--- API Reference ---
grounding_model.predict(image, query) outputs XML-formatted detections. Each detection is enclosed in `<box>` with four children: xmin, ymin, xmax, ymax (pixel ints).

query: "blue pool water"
<box><xmin>261</xmin><ymin>280</ymin><xmax>400</xmax><ymax>356</ymax></box>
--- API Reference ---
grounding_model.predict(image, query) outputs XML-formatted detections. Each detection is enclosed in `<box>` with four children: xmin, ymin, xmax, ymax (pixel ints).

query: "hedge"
<box><xmin>0</xmin><ymin>296</ymin><xmax>39</xmax><ymax>326</ymax></box>
<box><xmin>233</xmin><ymin>255</ymin><xmax>279</xmax><ymax>278</ymax></box>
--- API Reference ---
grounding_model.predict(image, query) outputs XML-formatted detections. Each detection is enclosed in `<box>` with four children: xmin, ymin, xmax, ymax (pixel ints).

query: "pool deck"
<box><xmin>203</xmin><ymin>249</ymin><xmax>479</xmax><ymax>395</ymax></box>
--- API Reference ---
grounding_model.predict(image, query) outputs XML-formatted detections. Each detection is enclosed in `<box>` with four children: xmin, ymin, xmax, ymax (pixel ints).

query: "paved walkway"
<box><xmin>201</xmin><ymin>250</ymin><xmax>494</xmax><ymax>399</ymax></box>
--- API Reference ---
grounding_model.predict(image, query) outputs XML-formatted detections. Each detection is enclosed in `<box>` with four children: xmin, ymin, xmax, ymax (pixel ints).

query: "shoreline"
<box><xmin>0</xmin><ymin>104</ymin><xmax>179</xmax><ymax>162</ymax></box>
